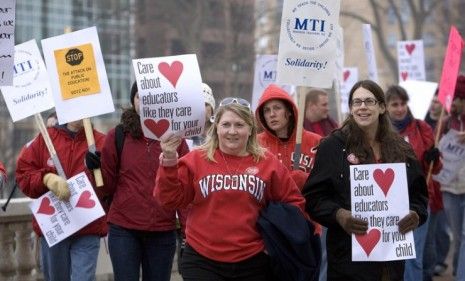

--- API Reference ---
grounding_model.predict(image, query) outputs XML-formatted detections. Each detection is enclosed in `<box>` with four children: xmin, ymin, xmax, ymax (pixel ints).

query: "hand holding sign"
<box><xmin>398</xmin><ymin>211</ymin><xmax>419</xmax><ymax>234</ymax></box>
<box><xmin>336</xmin><ymin>208</ymin><xmax>368</xmax><ymax>235</ymax></box>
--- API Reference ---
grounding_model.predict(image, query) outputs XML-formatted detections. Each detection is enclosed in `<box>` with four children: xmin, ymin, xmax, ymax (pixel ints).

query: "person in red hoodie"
<box><xmin>154</xmin><ymin>98</ymin><xmax>306</xmax><ymax>280</ymax></box>
<box><xmin>385</xmin><ymin>85</ymin><xmax>442</xmax><ymax>281</ymax></box>
<box><xmin>16</xmin><ymin>119</ymin><xmax>106</xmax><ymax>281</ymax></box>
<box><xmin>255</xmin><ymin>84</ymin><xmax>321</xmax><ymax>190</ymax></box>
<box><xmin>100</xmin><ymin>81</ymin><xmax>189</xmax><ymax>281</ymax></box>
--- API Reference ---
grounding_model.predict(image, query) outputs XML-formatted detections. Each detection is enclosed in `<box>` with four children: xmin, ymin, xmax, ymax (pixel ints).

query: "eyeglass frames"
<box><xmin>351</xmin><ymin>98</ymin><xmax>379</xmax><ymax>107</ymax></box>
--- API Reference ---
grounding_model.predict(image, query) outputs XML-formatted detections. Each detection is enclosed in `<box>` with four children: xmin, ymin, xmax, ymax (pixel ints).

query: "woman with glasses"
<box><xmin>154</xmin><ymin>98</ymin><xmax>306</xmax><ymax>280</ymax></box>
<box><xmin>255</xmin><ymin>84</ymin><xmax>321</xmax><ymax>189</ymax></box>
<box><xmin>303</xmin><ymin>80</ymin><xmax>428</xmax><ymax>280</ymax></box>
<box><xmin>385</xmin><ymin>85</ymin><xmax>442</xmax><ymax>281</ymax></box>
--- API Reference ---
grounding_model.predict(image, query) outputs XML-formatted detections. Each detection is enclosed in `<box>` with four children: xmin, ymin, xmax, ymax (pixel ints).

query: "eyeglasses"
<box><xmin>351</xmin><ymin>98</ymin><xmax>378</xmax><ymax>107</ymax></box>
<box><xmin>219</xmin><ymin>97</ymin><xmax>251</xmax><ymax>109</ymax></box>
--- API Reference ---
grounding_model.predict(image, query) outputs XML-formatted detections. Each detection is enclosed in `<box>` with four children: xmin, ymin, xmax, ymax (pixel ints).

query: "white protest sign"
<box><xmin>399</xmin><ymin>80</ymin><xmax>437</xmax><ymax>120</ymax></box>
<box><xmin>433</xmin><ymin>129</ymin><xmax>465</xmax><ymax>185</ymax></box>
<box><xmin>397</xmin><ymin>40</ymin><xmax>426</xmax><ymax>82</ymax></box>
<box><xmin>29</xmin><ymin>172</ymin><xmax>105</xmax><ymax>247</ymax></box>
<box><xmin>132</xmin><ymin>54</ymin><xmax>204</xmax><ymax>140</ymax></box>
<box><xmin>41</xmin><ymin>26</ymin><xmax>114</xmax><ymax>124</ymax></box>
<box><xmin>251</xmin><ymin>54</ymin><xmax>293</xmax><ymax>110</ymax></box>
<box><xmin>1</xmin><ymin>40</ymin><xmax>54</xmax><ymax>121</ymax></box>
<box><xmin>351</xmin><ymin>163</ymin><xmax>415</xmax><ymax>261</ymax></box>
<box><xmin>0</xmin><ymin>0</ymin><xmax>15</xmax><ymax>86</ymax></box>
<box><xmin>362</xmin><ymin>24</ymin><xmax>378</xmax><ymax>82</ymax></box>
<box><xmin>276</xmin><ymin>0</ymin><xmax>341</xmax><ymax>88</ymax></box>
<box><xmin>340</xmin><ymin>67</ymin><xmax>358</xmax><ymax>114</ymax></box>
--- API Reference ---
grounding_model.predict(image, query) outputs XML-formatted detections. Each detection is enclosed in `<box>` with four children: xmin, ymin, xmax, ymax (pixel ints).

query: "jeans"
<box><xmin>319</xmin><ymin>227</ymin><xmax>327</xmax><ymax>281</ymax></box>
<box><xmin>40</xmin><ymin>235</ymin><xmax>100</xmax><ymax>281</ymax></box>
<box><xmin>404</xmin><ymin>216</ymin><xmax>429</xmax><ymax>281</ymax></box>
<box><xmin>181</xmin><ymin>244</ymin><xmax>270</xmax><ymax>281</ymax></box>
<box><xmin>434</xmin><ymin>210</ymin><xmax>451</xmax><ymax>265</ymax></box>
<box><xmin>423</xmin><ymin>210</ymin><xmax>437</xmax><ymax>281</ymax></box>
<box><xmin>108</xmin><ymin>224</ymin><xmax>176</xmax><ymax>281</ymax></box>
<box><xmin>442</xmin><ymin>192</ymin><xmax>465</xmax><ymax>277</ymax></box>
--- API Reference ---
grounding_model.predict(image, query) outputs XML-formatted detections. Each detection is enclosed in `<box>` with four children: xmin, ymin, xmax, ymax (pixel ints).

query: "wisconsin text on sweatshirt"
<box><xmin>198</xmin><ymin>174</ymin><xmax>266</xmax><ymax>201</ymax></box>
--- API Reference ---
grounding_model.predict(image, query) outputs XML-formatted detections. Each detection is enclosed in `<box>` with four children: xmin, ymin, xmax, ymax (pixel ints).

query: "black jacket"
<box><xmin>302</xmin><ymin>130</ymin><xmax>428</xmax><ymax>281</ymax></box>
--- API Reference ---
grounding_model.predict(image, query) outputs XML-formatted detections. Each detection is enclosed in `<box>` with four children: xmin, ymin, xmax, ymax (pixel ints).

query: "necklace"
<box><xmin>220</xmin><ymin>151</ymin><xmax>246</xmax><ymax>174</ymax></box>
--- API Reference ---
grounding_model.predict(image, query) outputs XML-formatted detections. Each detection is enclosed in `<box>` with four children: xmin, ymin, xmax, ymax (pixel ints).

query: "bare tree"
<box><xmin>341</xmin><ymin>0</ymin><xmax>441</xmax><ymax>80</ymax></box>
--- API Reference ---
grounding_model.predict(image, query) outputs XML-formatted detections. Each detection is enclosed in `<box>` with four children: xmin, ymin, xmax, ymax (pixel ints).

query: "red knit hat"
<box><xmin>454</xmin><ymin>75</ymin><xmax>465</xmax><ymax>100</ymax></box>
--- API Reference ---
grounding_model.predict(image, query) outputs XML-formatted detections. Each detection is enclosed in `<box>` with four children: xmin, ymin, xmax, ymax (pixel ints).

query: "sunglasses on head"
<box><xmin>219</xmin><ymin>97</ymin><xmax>251</xmax><ymax>109</ymax></box>
<box><xmin>209</xmin><ymin>97</ymin><xmax>251</xmax><ymax>123</ymax></box>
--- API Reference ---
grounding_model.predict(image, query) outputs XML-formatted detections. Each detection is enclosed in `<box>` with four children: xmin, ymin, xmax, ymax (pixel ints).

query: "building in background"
<box><xmin>132</xmin><ymin>0</ymin><xmax>256</xmax><ymax>102</ymax></box>
<box><xmin>0</xmin><ymin>0</ymin><xmax>133</xmax><ymax>197</ymax></box>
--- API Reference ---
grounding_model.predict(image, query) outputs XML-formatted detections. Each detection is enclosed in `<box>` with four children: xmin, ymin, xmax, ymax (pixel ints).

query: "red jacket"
<box><xmin>399</xmin><ymin>119</ymin><xmax>443</xmax><ymax>212</ymax></box>
<box><xmin>0</xmin><ymin>161</ymin><xmax>5</xmax><ymax>179</ymax></box>
<box><xmin>255</xmin><ymin>84</ymin><xmax>322</xmax><ymax>190</ymax></box>
<box><xmin>16</xmin><ymin>125</ymin><xmax>107</xmax><ymax>237</ymax></box>
<box><xmin>101</xmin><ymin>127</ymin><xmax>189</xmax><ymax>231</ymax></box>
<box><xmin>154</xmin><ymin>149</ymin><xmax>305</xmax><ymax>263</ymax></box>
<box><xmin>303</xmin><ymin>117</ymin><xmax>338</xmax><ymax>137</ymax></box>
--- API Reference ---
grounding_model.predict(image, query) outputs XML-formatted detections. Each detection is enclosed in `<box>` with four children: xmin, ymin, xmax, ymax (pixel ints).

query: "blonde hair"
<box><xmin>199</xmin><ymin>103</ymin><xmax>265</xmax><ymax>162</ymax></box>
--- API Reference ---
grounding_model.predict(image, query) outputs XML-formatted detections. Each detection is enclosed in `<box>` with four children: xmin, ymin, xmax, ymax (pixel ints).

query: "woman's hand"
<box><xmin>335</xmin><ymin>208</ymin><xmax>368</xmax><ymax>235</ymax></box>
<box><xmin>160</xmin><ymin>134</ymin><xmax>182</xmax><ymax>160</ymax></box>
<box><xmin>398</xmin><ymin>210</ymin><xmax>419</xmax><ymax>234</ymax></box>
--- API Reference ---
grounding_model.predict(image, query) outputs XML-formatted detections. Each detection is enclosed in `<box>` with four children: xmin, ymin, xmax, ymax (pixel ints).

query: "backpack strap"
<box><xmin>114</xmin><ymin>124</ymin><xmax>125</xmax><ymax>170</ymax></box>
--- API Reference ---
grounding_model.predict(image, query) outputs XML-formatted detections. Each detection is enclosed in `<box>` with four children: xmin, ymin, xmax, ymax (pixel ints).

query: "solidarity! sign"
<box><xmin>1</xmin><ymin>40</ymin><xmax>54</xmax><ymax>122</ymax></box>
<box><xmin>350</xmin><ymin>163</ymin><xmax>415</xmax><ymax>261</ymax></box>
<box><xmin>277</xmin><ymin>0</ymin><xmax>341</xmax><ymax>88</ymax></box>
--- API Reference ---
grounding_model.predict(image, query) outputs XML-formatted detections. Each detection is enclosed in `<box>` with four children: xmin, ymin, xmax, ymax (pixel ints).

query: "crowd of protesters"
<box><xmin>1</xmin><ymin>74</ymin><xmax>464</xmax><ymax>281</ymax></box>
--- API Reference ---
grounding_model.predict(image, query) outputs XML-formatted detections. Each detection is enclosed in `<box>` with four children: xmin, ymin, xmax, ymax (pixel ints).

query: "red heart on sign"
<box><xmin>76</xmin><ymin>190</ymin><xmax>96</xmax><ymax>209</ymax></box>
<box><xmin>158</xmin><ymin>61</ymin><xmax>183</xmax><ymax>88</ymax></box>
<box><xmin>356</xmin><ymin>228</ymin><xmax>381</xmax><ymax>256</ymax></box>
<box><xmin>37</xmin><ymin>197</ymin><xmax>55</xmax><ymax>215</ymax></box>
<box><xmin>144</xmin><ymin>119</ymin><xmax>170</xmax><ymax>138</ymax></box>
<box><xmin>405</xmin><ymin>43</ymin><xmax>416</xmax><ymax>55</ymax></box>
<box><xmin>401</xmin><ymin>72</ymin><xmax>408</xmax><ymax>81</ymax></box>
<box><xmin>343</xmin><ymin>70</ymin><xmax>350</xmax><ymax>82</ymax></box>
<box><xmin>373</xmin><ymin>168</ymin><xmax>395</xmax><ymax>197</ymax></box>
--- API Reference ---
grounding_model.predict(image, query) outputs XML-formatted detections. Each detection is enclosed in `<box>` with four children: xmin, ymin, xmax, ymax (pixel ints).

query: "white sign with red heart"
<box><xmin>340</xmin><ymin>67</ymin><xmax>358</xmax><ymax>114</ymax></box>
<box><xmin>29</xmin><ymin>172</ymin><xmax>105</xmax><ymax>247</ymax></box>
<box><xmin>397</xmin><ymin>40</ymin><xmax>426</xmax><ymax>82</ymax></box>
<box><xmin>350</xmin><ymin>163</ymin><xmax>415</xmax><ymax>261</ymax></box>
<box><xmin>132</xmin><ymin>54</ymin><xmax>205</xmax><ymax>140</ymax></box>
